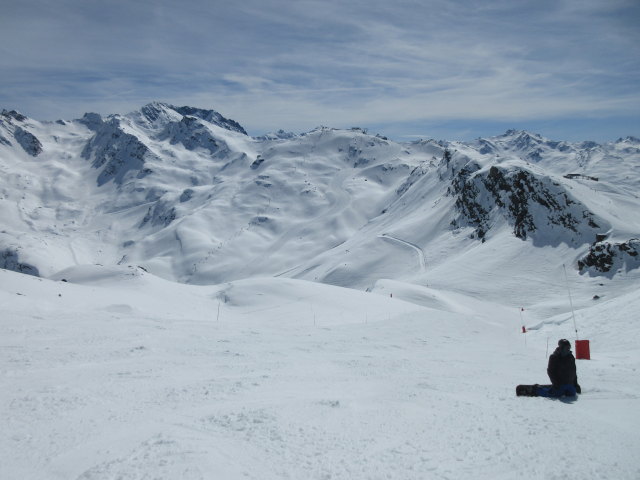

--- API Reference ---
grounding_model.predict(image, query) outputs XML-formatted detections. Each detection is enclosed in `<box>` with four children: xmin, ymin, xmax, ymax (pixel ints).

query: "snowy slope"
<box><xmin>2</xmin><ymin>266</ymin><xmax>639</xmax><ymax>479</ymax></box>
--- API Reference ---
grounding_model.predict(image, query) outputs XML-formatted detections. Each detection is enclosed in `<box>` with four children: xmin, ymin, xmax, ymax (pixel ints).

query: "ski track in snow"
<box><xmin>379</xmin><ymin>234</ymin><xmax>427</xmax><ymax>271</ymax></box>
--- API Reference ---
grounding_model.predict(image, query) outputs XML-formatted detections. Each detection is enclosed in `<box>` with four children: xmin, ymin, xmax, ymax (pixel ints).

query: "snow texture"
<box><xmin>2</xmin><ymin>266</ymin><xmax>639</xmax><ymax>479</ymax></box>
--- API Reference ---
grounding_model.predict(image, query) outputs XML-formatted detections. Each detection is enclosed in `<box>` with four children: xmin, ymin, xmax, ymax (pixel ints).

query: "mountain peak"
<box><xmin>136</xmin><ymin>102</ymin><xmax>248</xmax><ymax>136</ymax></box>
<box><xmin>78</xmin><ymin>112</ymin><xmax>104</xmax><ymax>131</ymax></box>
<box><xmin>499</xmin><ymin>129</ymin><xmax>542</xmax><ymax>140</ymax></box>
<box><xmin>138</xmin><ymin>102</ymin><xmax>183</xmax><ymax>126</ymax></box>
<box><xmin>491</xmin><ymin>129</ymin><xmax>547</xmax><ymax>153</ymax></box>
<box><xmin>1</xmin><ymin>109</ymin><xmax>28</xmax><ymax>123</ymax></box>
<box><xmin>616</xmin><ymin>136</ymin><xmax>640</xmax><ymax>144</ymax></box>
<box><xmin>255</xmin><ymin>129</ymin><xmax>298</xmax><ymax>141</ymax></box>
<box><xmin>171</xmin><ymin>105</ymin><xmax>248</xmax><ymax>135</ymax></box>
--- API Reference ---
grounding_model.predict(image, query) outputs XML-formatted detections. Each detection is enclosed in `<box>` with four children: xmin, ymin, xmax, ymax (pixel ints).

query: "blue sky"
<box><xmin>1</xmin><ymin>0</ymin><xmax>638</xmax><ymax>142</ymax></box>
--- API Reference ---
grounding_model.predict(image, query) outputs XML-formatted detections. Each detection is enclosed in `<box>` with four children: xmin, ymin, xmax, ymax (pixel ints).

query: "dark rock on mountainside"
<box><xmin>78</xmin><ymin>112</ymin><xmax>104</xmax><ymax>131</ymax></box>
<box><xmin>179</xmin><ymin>189</ymin><xmax>195</xmax><ymax>202</ymax></box>
<box><xmin>14</xmin><ymin>127</ymin><xmax>43</xmax><ymax>156</ymax></box>
<box><xmin>250</xmin><ymin>155</ymin><xmax>265</xmax><ymax>169</ymax></box>
<box><xmin>449</xmin><ymin>161</ymin><xmax>601</xmax><ymax>244</ymax></box>
<box><xmin>139</xmin><ymin>102</ymin><xmax>247</xmax><ymax>136</ymax></box>
<box><xmin>1</xmin><ymin>109</ymin><xmax>28</xmax><ymax>122</ymax></box>
<box><xmin>81</xmin><ymin>118</ymin><xmax>157</xmax><ymax>186</ymax></box>
<box><xmin>578</xmin><ymin>239</ymin><xmax>640</xmax><ymax>276</ymax></box>
<box><xmin>160</xmin><ymin>115</ymin><xmax>226</xmax><ymax>155</ymax></box>
<box><xmin>0</xmin><ymin>110</ymin><xmax>43</xmax><ymax>155</ymax></box>
<box><xmin>1</xmin><ymin>249</ymin><xmax>40</xmax><ymax>276</ymax></box>
<box><xmin>255</xmin><ymin>130</ymin><xmax>298</xmax><ymax>141</ymax></box>
<box><xmin>172</xmin><ymin>105</ymin><xmax>247</xmax><ymax>135</ymax></box>
<box><xmin>140</xmin><ymin>201</ymin><xmax>177</xmax><ymax>228</ymax></box>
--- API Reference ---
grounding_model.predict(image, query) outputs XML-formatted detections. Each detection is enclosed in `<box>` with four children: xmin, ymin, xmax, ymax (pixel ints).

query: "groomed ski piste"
<box><xmin>2</xmin><ymin>262</ymin><xmax>639</xmax><ymax>479</ymax></box>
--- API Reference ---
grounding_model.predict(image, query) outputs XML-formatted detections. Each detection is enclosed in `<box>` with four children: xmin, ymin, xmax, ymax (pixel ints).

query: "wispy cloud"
<box><xmin>1</xmin><ymin>0</ymin><xmax>638</xmax><ymax>141</ymax></box>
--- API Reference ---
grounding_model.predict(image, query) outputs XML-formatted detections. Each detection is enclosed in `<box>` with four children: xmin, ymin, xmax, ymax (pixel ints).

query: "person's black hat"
<box><xmin>558</xmin><ymin>339</ymin><xmax>571</xmax><ymax>348</ymax></box>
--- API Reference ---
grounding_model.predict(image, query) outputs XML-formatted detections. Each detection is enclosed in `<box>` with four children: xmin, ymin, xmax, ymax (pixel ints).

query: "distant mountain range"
<box><xmin>1</xmin><ymin>103</ymin><xmax>639</xmax><ymax>292</ymax></box>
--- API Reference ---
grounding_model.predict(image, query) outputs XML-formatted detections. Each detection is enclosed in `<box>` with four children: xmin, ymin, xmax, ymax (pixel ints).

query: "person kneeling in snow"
<box><xmin>538</xmin><ymin>339</ymin><xmax>582</xmax><ymax>397</ymax></box>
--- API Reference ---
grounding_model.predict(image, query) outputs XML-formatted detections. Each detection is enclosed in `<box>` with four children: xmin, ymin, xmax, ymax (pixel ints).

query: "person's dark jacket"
<box><xmin>547</xmin><ymin>346</ymin><xmax>578</xmax><ymax>388</ymax></box>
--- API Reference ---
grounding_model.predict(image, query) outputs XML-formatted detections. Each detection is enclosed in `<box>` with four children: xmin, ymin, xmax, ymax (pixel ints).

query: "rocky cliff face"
<box><xmin>578</xmin><ymin>239</ymin><xmax>640</xmax><ymax>276</ymax></box>
<box><xmin>171</xmin><ymin>105</ymin><xmax>247</xmax><ymax>135</ymax></box>
<box><xmin>81</xmin><ymin>117</ymin><xmax>157</xmax><ymax>186</ymax></box>
<box><xmin>445</xmin><ymin>152</ymin><xmax>602</xmax><ymax>245</ymax></box>
<box><xmin>0</xmin><ymin>248</ymin><xmax>39</xmax><ymax>276</ymax></box>
<box><xmin>1</xmin><ymin>110</ymin><xmax>43</xmax><ymax>156</ymax></box>
<box><xmin>159</xmin><ymin>115</ymin><xmax>228</xmax><ymax>155</ymax></box>
<box><xmin>14</xmin><ymin>127</ymin><xmax>43</xmax><ymax>157</ymax></box>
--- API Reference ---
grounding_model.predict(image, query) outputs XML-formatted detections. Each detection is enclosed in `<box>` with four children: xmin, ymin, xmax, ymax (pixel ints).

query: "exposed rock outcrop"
<box><xmin>1</xmin><ymin>248</ymin><xmax>40</xmax><ymax>276</ymax></box>
<box><xmin>449</xmin><ymin>161</ymin><xmax>601</xmax><ymax>244</ymax></box>
<box><xmin>14</xmin><ymin>127</ymin><xmax>43</xmax><ymax>156</ymax></box>
<box><xmin>81</xmin><ymin>118</ymin><xmax>157</xmax><ymax>186</ymax></box>
<box><xmin>578</xmin><ymin>239</ymin><xmax>640</xmax><ymax>276</ymax></box>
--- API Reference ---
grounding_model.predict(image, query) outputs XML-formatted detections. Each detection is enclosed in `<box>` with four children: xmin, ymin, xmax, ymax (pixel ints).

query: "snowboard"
<box><xmin>516</xmin><ymin>384</ymin><xmax>551</xmax><ymax>397</ymax></box>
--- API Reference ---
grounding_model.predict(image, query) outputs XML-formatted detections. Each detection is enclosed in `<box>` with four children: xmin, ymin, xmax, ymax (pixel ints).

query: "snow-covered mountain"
<box><xmin>2</xmin><ymin>104</ymin><xmax>640</xmax><ymax>479</ymax></box>
<box><xmin>1</xmin><ymin>102</ymin><xmax>638</xmax><ymax>295</ymax></box>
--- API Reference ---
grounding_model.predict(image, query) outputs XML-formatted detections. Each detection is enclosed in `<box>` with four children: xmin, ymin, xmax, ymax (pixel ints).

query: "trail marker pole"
<box><xmin>562</xmin><ymin>265</ymin><xmax>592</xmax><ymax>360</ymax></box>
<box><xmin>217</xmin><ymin>302</ymin><xmax>221</xmax><ymax>322</ymax></box>
<box><xmin>520</xmin><ymin>308</ymin><xmax>526</xmax><ymax>346</ymax></box>
<box><xmin>546</xmin><ymin>337</ymin><xmax>549</xmax><ymax>358</ymax></box>
<box><xmin>562</xmin><ymin>264</ymin><xmax>579</xmax><ymax>340</ymax></box>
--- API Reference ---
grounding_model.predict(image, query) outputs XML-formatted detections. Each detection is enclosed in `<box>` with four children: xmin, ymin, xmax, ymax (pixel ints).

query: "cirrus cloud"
<box><xmin>0</xmin><ymin>0</ymin><xmax>638</xmax><ymax>141</ymax></box>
